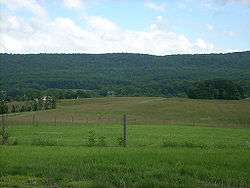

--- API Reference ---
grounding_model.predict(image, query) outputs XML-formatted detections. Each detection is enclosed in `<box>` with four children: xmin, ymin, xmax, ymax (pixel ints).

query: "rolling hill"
<box><xmin>1</xmin><ymin>51</ymin><xmax>250</xmax><ymax>97</ymax></box>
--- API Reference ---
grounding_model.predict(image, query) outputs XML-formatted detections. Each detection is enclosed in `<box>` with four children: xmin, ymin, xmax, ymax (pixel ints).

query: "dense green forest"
<box><xmin>0</xmin><ymin>52</ymin><xmax>250</xmax><ymax>100</ymax></box>
<box><xmin>187</xmin><ymin>79</ymin><xmax>246</xmax><ymax>100</ymax></box>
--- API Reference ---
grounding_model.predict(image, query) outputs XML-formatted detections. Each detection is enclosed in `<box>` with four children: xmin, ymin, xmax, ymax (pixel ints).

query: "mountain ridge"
<box><xmin>1</xmin><ymin>51</ymin><xmax>250</xmax><ymax>97</ymax></box>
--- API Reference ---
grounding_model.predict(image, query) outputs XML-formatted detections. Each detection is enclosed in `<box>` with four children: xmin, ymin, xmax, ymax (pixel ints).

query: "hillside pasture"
<box><xmin>4</xmin><ymin>97</ymin><xmax>250</xmax><ymax>128</ymax></box>
<box><xmin>0</xmin><ymin>97</ymin><xmax>250</xmax><ymax>187</ymax></box>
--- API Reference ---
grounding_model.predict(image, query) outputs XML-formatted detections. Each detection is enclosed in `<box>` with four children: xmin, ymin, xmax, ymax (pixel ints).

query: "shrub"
<box><xmin>117</xmin><ymin>137</ymin><xmax>125</xmax><ymax>147</ymax></box>
<box><xmin>0</xmin><ymin>101</ymin><xmax>8</xmax><ymax>114</ymax></box>
<box><xmin>31</xmin><ymin>137</ymin><xmax>58</xmax><ymax>146</ymax></box>
<box><xmin>97</xmin><ymin>136</ymin><xmax>107</xmax><ymax>147</ymax></box>
<box><xmin>162</xmin><ymin>137</ymin><xmax>207</xmax><ymax>149</ymax></box>
<box><xmin>162</xmin><ymin>138</ymin><xmax>178</xmax><ymax>147</ymax></box>
<box><xmin>0</xmin><ymin>126</ymin><xmax>8</xmax><ymax>145</ymax></box>
<box><xmin>11</xmin><ymin>105</ymin><xmax>16</xmax><ymax>113</ymax></box>
<box><xmin>87</xmin><ymin>130</ymin><xmax>96</xmax><ymax>147</ymax></box>
<box><xmin>9</xmin><ymin>137</ymin><xmax>18</xmax><ymax>145</ymax></box>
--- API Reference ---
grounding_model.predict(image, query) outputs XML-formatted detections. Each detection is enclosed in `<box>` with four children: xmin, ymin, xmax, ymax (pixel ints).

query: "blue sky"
<box><xmin>0</xmin><ymin>0</ymin><xmax>250</xmax><ymax>55</ymax></box>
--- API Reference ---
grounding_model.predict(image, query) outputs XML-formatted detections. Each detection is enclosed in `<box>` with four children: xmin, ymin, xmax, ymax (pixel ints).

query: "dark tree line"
<box><xmin>187</xmin><ymin>80</ymin><xmax>246</xmax><ymax>100</ymax></box>
<box><xmin>3</xmin><ymin>89</ymin><xmax>96</xmax><ymax>101</ymax></box>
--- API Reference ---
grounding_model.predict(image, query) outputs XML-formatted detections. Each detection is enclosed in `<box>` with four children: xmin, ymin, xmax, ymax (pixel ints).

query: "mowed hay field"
<box><xmin>0</xmin><ymin>97</ymin><xmax>250</xmax><ymax>187</ymax></box>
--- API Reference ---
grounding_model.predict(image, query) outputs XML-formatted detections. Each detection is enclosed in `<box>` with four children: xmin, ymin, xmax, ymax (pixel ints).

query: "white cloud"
<box><xmin>195</xmin><ymin>38</ymin><xmax>214</xmax><ymax>52</ymax></box>
<box><xmin>0</xmin><ymin>1</ymin><xmax>219</xmax><ymax>55</ymax></box>
<box><xmin>0</xmin><ymin>14</ymin><xmax>219</xmax><ymax>55</ymax></box>
<box><xmin>63</xmin><ymin>0</ymin><xmax>82</xmax><ymax>9</ymax></box>
<box><xmin>144</xmin><ymin>1</ymin><xmax>167</xmax><ymax>12</ymax></box>
<box><xmin>86</xmin><ymin>16</ymin><xmax>120</xmax><ymax>32</ymax></box>
<box><xmin>0</xmin><ymin>0</ymin><xmax>47</xmax><ymax>17</ymax></box>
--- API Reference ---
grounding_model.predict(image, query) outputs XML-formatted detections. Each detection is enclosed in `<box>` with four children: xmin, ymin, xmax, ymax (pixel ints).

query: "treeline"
<box><xmin>0</xmin><ymin>97</ymin><xmax>56</xmax><ymax>115</ymax></box>
<box><xmin>1</xmin><ymin>52</ymin><xmax>250</xmax><ymax>99</ymax></box>
<box><xmin>187</xmin><ymin>80</ymin><xmax>246</xmax><ymax>100</ymax></box>
<box><xmin>1</xmin><ymin>89</ymin><xmax>98</xmax><ymax>101</ymax></box>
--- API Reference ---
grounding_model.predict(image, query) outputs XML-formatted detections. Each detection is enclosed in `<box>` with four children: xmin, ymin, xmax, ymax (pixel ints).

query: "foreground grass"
<box><xmin>1</xmin><ymin>124</ymin><xmax>250</xmax><ymax>187</ymax></box>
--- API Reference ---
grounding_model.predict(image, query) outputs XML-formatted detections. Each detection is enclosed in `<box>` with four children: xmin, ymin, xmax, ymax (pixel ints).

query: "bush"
<box><xmin>9</xmin><ymin>137</ymin><xmax>18</xmax><ymax>145</ymax></box>
<box><xmin>31</xmin><ymin>137</ymin><xmax>58</xmax><ymax>146</ymax></box>
<box><xmin>0</xmin><ymin>101</ymin><xmax>8</xmax><ymax>114</ymax></box>
<box><xmin>117</xmin><ymin>137</ymin><xmax>125</xmax><ymax>147</ymax></box>
<box><xmin>162</xmin><ymin>137</ymin><xmax>207</xmax><ymax>149</ymax></box>
<box><xmin>87</xmin><ymin>130</ymin><xmax>96</xmax><ymax>147</ymax></box>
<box><xmin>97</xmin><ymin>136</ymin><xmax>107</xmax><ymax>147</ymax></box>
<box><xmin>162</xmin><ymin>138</ymin><xmax>178</xmax><ymax>147</ymax></box>
<box><xmin>11</xmin><ymin>105</ymin><xmax>16</xmax><ymax>113</ymax></box>
<box><xmin>0</xmin><ymin>126</ymin><xmax>8</xmax><ymax>145</ymax></box>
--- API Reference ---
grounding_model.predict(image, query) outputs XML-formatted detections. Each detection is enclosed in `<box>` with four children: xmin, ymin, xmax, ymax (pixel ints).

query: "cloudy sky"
<box><xmin>0</xmin><ymin>0</ymin><xmax>250</xmax><ymax>55</ymax></box>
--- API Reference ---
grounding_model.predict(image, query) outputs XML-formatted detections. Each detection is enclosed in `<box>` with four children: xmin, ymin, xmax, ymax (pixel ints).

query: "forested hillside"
<box><xmin>0</xmin><ymin>52</ymin><xmax>250</xmax><ymax>99</ymax></box>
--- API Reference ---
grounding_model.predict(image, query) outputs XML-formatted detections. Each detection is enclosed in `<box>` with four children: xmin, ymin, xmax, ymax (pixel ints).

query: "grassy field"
<box><xmin>5</xmin><ymin>97</ymin><xmax>250</xmax><ymax>127</ymax></box>
<box><xmin>0</xmin><ymin>97</ymin><xmax>250</xmax><ymax>187</ymax></box>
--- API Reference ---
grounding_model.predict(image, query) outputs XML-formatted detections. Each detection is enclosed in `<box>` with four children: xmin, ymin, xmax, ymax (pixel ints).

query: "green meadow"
<box><xmin>0</xmin><ymin>97</ymin><xmax>250</xmax><ymax>187</ymax></box>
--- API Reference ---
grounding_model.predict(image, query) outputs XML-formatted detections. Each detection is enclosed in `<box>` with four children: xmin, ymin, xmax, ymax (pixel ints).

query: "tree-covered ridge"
<box><xmin>0</xmin><ymin>52</ymin><xmax>250</xmax><ymax>99</ymax></box>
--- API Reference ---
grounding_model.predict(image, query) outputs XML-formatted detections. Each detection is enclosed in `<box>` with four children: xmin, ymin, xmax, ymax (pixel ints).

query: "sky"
<box><xmin>0</xmin><ymin>0</ymin><xmax>250</xmax><ymax>55</ymax></box>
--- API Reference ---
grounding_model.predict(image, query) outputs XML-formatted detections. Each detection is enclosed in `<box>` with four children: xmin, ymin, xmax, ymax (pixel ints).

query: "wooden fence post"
<box><xmin>1</xmin><ymin>114</ymin><xmax>4</xmax><ymax>126</ymax></box>
<box><xmin>37</xmin><ymin>116</ymin><xmax>39</xmax><ymax>126</ymax></box>
<box><xmin>32</xmin><ymin>114</ymin><xmax>35</xmax><ymax>126</ymax></box>
<box><xmin>54</xmin><ymin>116</ymin><xmax>57</xmax><ymax>126</ymax></box>
<box><xmin>123</xmin><ymin>114</ymin><xmax>127</xmax><ymax>147</ymax></box>
<box><xmin>1</xmin><ymin>114</ymin><xmax>8</xmax><ymax>145</ymax></box>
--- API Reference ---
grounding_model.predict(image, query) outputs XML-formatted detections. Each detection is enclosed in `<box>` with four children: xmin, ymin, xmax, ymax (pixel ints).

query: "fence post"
<box><xmin>32</xmin><ymin>114</ymin><xmax>35</xmax><ymax>126</ymax></box>
<box><xmin>37</xmin><ymin>116</ymin><xmax>39</xmax><ymax>126</ymax></box>
<box><xmin>123</xmin><ymin>114</ymin><xmax>127</xmax><ymax>147</ymax></box>
<box><xmin>1</xmin><ymin>114</ymin><xmax>8</xmax><ymax>145</ymax></box>
<box><xmin>54</xmin><ymin>116</ymin><xmax>57</xmax><ymax>126</ymax></box>
<box><xmin>98</xmin><ymin>115</ymin><xmax>101</xmax><ymax>125</ymax></box>
<box><xmin>1</xmin><ymin>114</ymin><xmax>4</xmax><ymax>126</ymax></box>
<box><xmin>1</xmin><ymin>115</ymin><xmax>4</xmax><ymax>144</ymax></box>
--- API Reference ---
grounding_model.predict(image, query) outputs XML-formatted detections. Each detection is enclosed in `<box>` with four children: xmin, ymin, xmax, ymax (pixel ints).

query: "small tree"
<box><xmin>37</xmin><ymin>98</ymin><xmax>43</xmax><ymax>110</ymax></box>
<box><xmin>1</xmin><ymin>116</ymin><xmax>8</xmax><ymax>145</ymax></box>
<box><xmin>11</xmin><ymin>105</ymin><xmax>16</xmax><ymax>113</ymax></box>
<box><xmin>20</xmin><ymin>105</ymin><xmax>26</xmax><ymax>112</ymax></box>
<box><xmin>51</xmin><ymin>98</ymin><xmax>56</xmax><ymax>109</ymax></box>
<box><xmin>44</xmin><ymin>97</ymin><xmax>49</xmax><ymax>110</ymax></box>
<box><xmin>26</xmin><ymin>104</ymin><xmax>32</xmax><ymax>111</ymax></box>
<box><xmin>0</xmin><ymin>101</ymin><xmax>8</xmax><ymax>114</ymax></box>
<box><xmin>31</xmin><ymin>100</ymin><xmax>38</xmax><ymax>111</ymax></box>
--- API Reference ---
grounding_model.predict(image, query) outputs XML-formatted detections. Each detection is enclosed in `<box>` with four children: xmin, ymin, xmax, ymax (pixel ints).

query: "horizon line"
<box><xmin>1</xmin><ymin>50</ymin><xmax>250</xmax><ymax>57</ymax></box>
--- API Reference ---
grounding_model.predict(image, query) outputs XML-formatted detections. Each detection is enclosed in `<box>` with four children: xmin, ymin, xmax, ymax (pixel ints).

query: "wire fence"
<box><xmin>1</xmin><ymin>110</ymin><xmax>250</xmax><ymax>128</ymax></box>
<box><xmin>1</xmin><ymin>112</ymin><xmax>250</xmax><ymax>148</ymax></box>
<box><xmin>0</xmin><ymin>113</ymin><xmax>179</xmax><ymax>127</ymax></box>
